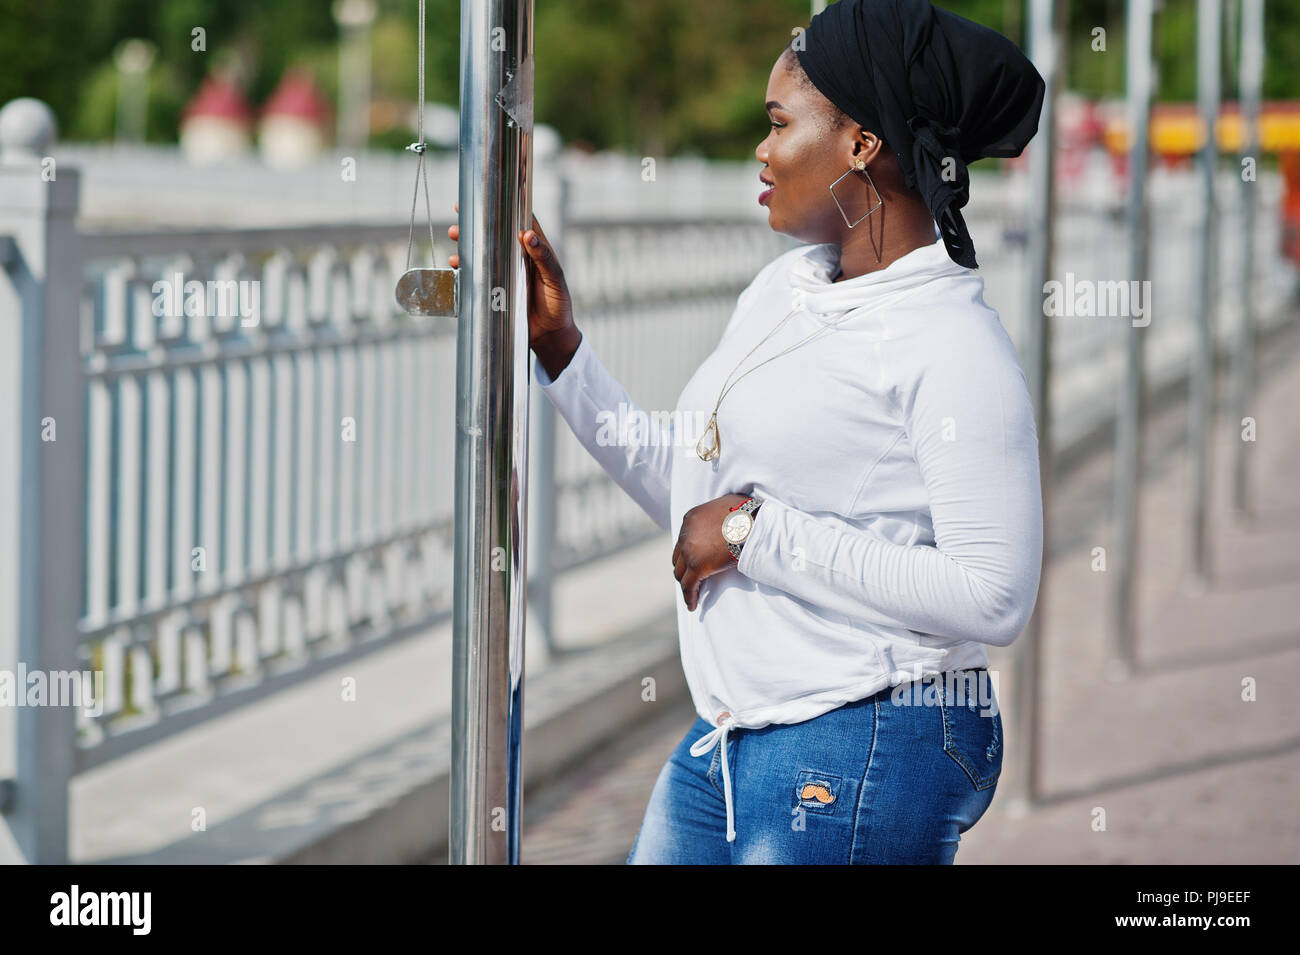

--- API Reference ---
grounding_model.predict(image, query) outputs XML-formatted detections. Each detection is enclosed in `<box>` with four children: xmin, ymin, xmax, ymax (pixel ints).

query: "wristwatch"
<box><xmin>722</xmin><ymin>496</ymin><xmax>763</xmax><ymax>561</ymax></box>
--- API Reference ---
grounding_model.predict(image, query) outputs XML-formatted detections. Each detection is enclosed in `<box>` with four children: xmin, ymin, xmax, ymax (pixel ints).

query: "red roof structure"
<box><xmin>181</xmin><ymin>74</ymin><xmax>253</xmax><ymax>125</ymax></box>
<box><xmin>261</xmin><ymin>69</ymin><xmax>331</xmax><ymax>126</ymax></box>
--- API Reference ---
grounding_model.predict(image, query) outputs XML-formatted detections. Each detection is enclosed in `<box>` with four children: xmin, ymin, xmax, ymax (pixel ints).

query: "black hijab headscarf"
<box><xmin>795</xmin><ymin>0</ymin><xmax>1045</xmax><ymax>269</ymax></box>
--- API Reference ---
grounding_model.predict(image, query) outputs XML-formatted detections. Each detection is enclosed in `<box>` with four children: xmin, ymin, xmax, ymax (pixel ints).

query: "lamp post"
<box><xmin>1006</xmin><ymin>0</ymin><xmax>1065</xmax><ymax>815</ymax></box>
<box><xmin>1188</xmin><ymin>0</ymin><xmax>1222</xmax><ymax>582</ymax></box>
<box><xmin>333</xmin><ymin>0</ymin><xmax>376</xmax><ymax>150</ymax></box>
<box><xmin>113</xmin><ymin>39</ymin><xmax>156</xmax><ymax>145</ymax></box>
<box><xmin>1108</xmin><ymin>0</ymin><xmax>1155</xmax><ymax>680</ymax></box>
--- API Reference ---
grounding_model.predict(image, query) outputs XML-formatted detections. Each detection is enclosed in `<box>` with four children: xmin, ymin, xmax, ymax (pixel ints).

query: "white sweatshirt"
<box><xmin>534</xmin><ymin>234</ymin><xmax>1043</xmax><ymax>842</ymax></box>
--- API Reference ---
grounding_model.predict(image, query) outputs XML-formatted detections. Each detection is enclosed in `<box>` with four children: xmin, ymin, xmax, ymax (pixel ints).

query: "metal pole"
<box><xmin>450</xmin><ymin>0</ymin><xmax>535</xmax><ymax>865</ymax></box>
<box><xmin>1006</xmin><ymin>0</ymin><xmax>1063</xmax><ymax>814</ymax></box>
<box><xmin>1189</xmin><ymin>0</ymin><xmax>1222</xmax><ymax>581</ymax></box>
<box><xmin>527</xmin><ymin>171</ymin><xmax>566</xmax><ymax>658</ymax></box>
<box><xmin>1107</xmin><ymin>0</ymin><xmax>1155</xmax><ymax>680</ymax></box>
<box><xmin>1230</xmin><ymin>0</ymin><xmax>1264</xmax><ymax>519</ymax></box>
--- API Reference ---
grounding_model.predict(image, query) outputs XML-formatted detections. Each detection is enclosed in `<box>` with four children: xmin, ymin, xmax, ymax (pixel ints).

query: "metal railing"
<box><xmin>75</xmin><ymin>225</ymin><xmax>460</xmax><ymax>766</ymax></box>
<box><xmin>69</xmin><ymin>216</ymin><xmax>798</xmax><ymax>766</ymax></box>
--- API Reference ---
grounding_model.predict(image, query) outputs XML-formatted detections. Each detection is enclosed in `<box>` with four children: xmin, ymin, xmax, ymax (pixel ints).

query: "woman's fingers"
<box><xmin>683</xmin><ymin>573</ymin><xmax>702</xmax><ymax>612</ymax></box>
<box><xmin>673</xmin><ymin>546</ymin><xmax>700</xmax><ymax>610</ymax></box>
<box><xmin>448</xmin><ymin>204</ymin><xmax>459</xmax><ymax>268</ymax></box>
<box><xmin>445</xmin><ymin>205</ymin><xmax>553</xmax><ymax>274</ymax></box>
<box><xmin>513</xmin><ymin>214</ymin><xmax>551</xmax><ymax>256</ymax></box>
<box><xmin>520</xmin><ymin>228</ymin><xmax>561</xmax><ymax>281</ymax></box>
<box><xmin>528</xmin><ymin>215</ymin><xmax>546</xmax><ymax>244</ymax></box>
<box><xmin>530</xmin><ymin>214</ymin><xmax>551</xmax><ymax>243</ymax></box>
<box><xmin>535</xmin><ymin>223</ymin><xmax>564</xmax><ymax>282</ymax></box>
<box><xmin>679</xmin><ymin>571</ymin><xmax>697</xmax><ymax>611</ymax></box>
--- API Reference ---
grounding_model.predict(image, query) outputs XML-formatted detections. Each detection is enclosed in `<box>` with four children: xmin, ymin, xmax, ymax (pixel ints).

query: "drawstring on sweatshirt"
<box><xmin>689</xmin><ymin>713</ymin><xmax>738</xmax><ymax>842</ymax></box>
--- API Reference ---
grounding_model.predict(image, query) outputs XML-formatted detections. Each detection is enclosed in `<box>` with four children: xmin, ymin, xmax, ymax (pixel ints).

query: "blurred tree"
<box><xmin>1267</xmin><ymin>0</ymin><xmax>1300</xmax><ymax>101</ymax></box>
<box><xmin>0</xmin><ymin>0</ymin><xmax>96</xmax><ymax>129</ymax></box>
<box><xmin>71</xmin><ymin>60</ymin><xmax>187</xmax><ymax>143</ymax></box>
<box><xmin>0</xmin><ymin>0</ymin><xmax>1296</xmax><ymax>156</ymax></box>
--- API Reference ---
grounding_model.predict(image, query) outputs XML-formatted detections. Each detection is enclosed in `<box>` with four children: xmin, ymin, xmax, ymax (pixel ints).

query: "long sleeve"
<box><xmin>534</xmin><ymin>331</ymin><xmax>674</xmax><ymax>531</ymax></box>
<box><xmin>735</xmin><ymin>318</ymin><xmax>1044</xmax><ymax>648</ymax></box>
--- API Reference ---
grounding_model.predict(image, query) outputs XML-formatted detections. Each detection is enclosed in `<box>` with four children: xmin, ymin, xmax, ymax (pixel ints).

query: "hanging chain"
<box><xmin>405</xmin><ymin>0</ymin><xmax>437</xmax><ymax>272</ymax></box>
<box><xmin>710</xmin><ymin>301</ymin><xmax>859</xmax><ymax>415</ymax></box>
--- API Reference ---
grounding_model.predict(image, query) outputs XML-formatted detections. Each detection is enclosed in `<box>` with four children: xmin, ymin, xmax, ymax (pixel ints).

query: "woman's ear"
<box><xmin>855</xmin><ymin>130</ymin><xmax>885</xmax><ymax>167</ymax></box>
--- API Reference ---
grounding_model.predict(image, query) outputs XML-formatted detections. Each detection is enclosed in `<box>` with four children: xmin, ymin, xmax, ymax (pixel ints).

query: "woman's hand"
<box><xmin>446</xmin><ymin>203</ymin><xmax>579</xmax><ymax>376</ymax></box>
<box><xmin>673</xmin><ymin>493</ymin><xmax>752</xmax><ymax>611</ymax></box>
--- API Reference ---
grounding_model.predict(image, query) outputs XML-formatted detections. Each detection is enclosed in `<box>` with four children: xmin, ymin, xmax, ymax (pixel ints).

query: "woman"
<box><xmin>450</xmin><ymin>0</ymin><xmax>1045</xmax><ymax>864</ymax></box>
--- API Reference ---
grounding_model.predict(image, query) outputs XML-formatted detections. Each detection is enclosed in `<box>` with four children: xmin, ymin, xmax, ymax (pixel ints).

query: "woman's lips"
<box><xmin>758</xmin><ymin>186</ymin><xmax>775</xmax><ymax>206</ymax></box>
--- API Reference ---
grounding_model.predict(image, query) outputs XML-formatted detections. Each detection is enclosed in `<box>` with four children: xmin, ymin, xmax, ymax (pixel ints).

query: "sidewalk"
<box><xmin>517</xmin><ymin>310</ymin><xmax>1300</xmax><ymax>864</ymax></box>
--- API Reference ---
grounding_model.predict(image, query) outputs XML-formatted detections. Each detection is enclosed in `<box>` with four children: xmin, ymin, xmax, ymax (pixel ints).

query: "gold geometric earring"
<box><xmin>829</xmin><ymin>157</ymin><xmax>883</xmax><ymax>229</ymax></box>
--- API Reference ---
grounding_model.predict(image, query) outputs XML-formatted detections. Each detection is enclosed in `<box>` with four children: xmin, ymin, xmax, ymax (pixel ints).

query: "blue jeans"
<box><xmin>627</xmin><ymin>668</ymin><xmax>1002</xmax><ymax>864</ymax></box>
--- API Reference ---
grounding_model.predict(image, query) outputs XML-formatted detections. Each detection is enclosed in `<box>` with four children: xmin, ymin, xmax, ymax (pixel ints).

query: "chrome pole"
<box><xmin>1189</xmin><ymin>0</ymin><xmax>1221</xmax><ymax>581</ymax></box>
<box><xmin>450</xmin><ymin>0</ymin><xmax>535</xmax><ymax>865</ymax></box>
<box><xmin>1006</xmin><ymin>0</ymin><xmax>1063</xmax><ymax>814</ymax></box>
<box><xmin>526</xmin><ymin>172</ymin><xmax>567</xmax><ymax>658</ymax></box>
<box><xmin>1230</xmin><ymin>0</ymin><xmax>1264</xmax><ymax>519</ymax></box>
<box><xmin>1107</xmin><ymin>0</ymin><xmax>1154</xmax><ymax>680</ymax></box>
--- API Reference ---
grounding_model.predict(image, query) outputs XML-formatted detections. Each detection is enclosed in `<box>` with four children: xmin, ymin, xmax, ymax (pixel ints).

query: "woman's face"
<box><xmin>755</xmin><ymin>52</ymin><xmax>873</xmax><ymax>245</ymax></box>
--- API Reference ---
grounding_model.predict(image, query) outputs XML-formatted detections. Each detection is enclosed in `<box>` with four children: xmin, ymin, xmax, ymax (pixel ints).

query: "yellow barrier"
<box><xmin>1102</xmin><ymin>104</ymin><xmax>1300</xmax><ymax>155</ymax></box>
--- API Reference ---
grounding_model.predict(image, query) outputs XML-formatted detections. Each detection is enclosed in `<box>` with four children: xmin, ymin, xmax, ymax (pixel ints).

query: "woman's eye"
<box><xmin>769</xmin><ymin>122</ymin><xmax>784</xmax><ymax>129</ymax></box>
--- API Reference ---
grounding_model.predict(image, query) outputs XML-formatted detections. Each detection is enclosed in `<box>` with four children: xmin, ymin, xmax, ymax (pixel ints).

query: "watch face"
<box><xmin>722</xmin><ymin>511</ymin><xmax>752</xmax><ymax>544</ymax></box>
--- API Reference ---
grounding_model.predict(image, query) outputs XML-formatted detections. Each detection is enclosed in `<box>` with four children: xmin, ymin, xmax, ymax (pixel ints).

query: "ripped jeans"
<box><xmin>627</xmin><ymin>668</ymin><xmax>1002</xmax><ymax>864</ymax></box>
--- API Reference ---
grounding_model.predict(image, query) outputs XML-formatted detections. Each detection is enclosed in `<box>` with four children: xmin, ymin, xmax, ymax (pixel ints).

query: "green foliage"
<box><xmin>1</xmin><ymin>0</ymin><xmax>1297</xmax><ymax>157</ymax></box>
<box><xmin>1260</xmin><ymin>0</ymin><xmax>1300</xmax><ymax>101</ymax></box>
<box><xmin>69</xmin><ymin>60</ymin><xmax>188</xmax><ymax>142</ymax></box>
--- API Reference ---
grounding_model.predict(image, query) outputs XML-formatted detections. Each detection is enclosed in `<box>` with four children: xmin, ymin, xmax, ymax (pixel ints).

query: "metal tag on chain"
<box><xmin>395</xmin><ymin>4</ymin><xmax>458</xmax><ymax>320</ymax></box>
<box><xmin>396</xmin><ymin>265</ymin><xmax>457</xmax><ymax>316</ymax></box>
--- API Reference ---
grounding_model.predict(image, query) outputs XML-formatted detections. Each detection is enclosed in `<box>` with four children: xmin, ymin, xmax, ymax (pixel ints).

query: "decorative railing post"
<box><xmin>0</xmin><ymin>98</ymin><xmax>86</xmax><ymax>863</ymax></box>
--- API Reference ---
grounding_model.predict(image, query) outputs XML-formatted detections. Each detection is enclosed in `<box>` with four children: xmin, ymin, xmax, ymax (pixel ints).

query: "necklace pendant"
<box><xmin>696</xmin><ymin>413</ymin><xmax>721</xmax><ymax>462</ymax></box>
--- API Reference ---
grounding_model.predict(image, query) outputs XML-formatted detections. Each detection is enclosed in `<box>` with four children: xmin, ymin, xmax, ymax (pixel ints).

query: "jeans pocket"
<box><xmin>792</xmin><ymin>769</ymin><xmax>843</xmax><ymax>816</ymax></box>
<box><xmin>938</xmin><ymin>672</ymin><xmax>1002</xmax><ymax>792</ymax></box>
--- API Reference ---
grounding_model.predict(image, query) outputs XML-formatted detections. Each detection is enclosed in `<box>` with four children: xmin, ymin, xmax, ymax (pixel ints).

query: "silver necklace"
<box><xmin>695</xmin><ymin>268</ymin><xmax>858</xmax><ymax>463</ymax></box>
